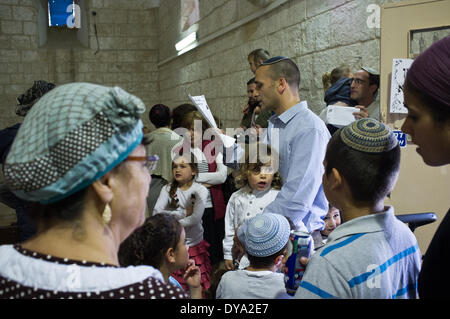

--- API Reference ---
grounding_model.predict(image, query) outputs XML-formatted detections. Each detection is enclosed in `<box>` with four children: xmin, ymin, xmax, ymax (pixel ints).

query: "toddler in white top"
<box><xmin>223</xmin><ymin>143</ymin><xmax>282</xmax><ymax>270</ymax></box>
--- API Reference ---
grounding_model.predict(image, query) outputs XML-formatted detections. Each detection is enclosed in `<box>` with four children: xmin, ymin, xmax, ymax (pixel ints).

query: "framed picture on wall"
<box><xmin>408</xmin><ymin>25</ymin><xmax>450</xmax><ymax>58</ymax></box>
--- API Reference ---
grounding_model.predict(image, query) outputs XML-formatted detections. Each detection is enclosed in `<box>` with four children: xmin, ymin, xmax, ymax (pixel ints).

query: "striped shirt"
<box><xmin>191</xmin><ymin>147</ymin><xmax>227</xmax><ymax>208</ymax></box>
<box><xmin>294</xmin><ymin>206</ymin><xmax>421</xmax><ymax>299</ymax></box>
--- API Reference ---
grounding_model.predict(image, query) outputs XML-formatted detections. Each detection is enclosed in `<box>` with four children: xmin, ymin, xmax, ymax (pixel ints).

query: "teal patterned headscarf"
<box><xmin>4</xmin><ymin>82</ymin><xmax>145</xmax><ymax>204</ymax></box>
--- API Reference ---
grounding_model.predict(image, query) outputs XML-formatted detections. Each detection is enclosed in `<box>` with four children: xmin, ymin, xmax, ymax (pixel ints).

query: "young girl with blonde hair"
<box><xmin>223</xmin><ymin>143</ymin><xmax>282</xmax><ymax>270</ymax></box>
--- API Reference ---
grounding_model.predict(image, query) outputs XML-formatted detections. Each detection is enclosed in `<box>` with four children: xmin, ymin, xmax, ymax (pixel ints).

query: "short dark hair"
<box><xmin>368</xmin><ymin>73</ymin><xmax>380</xmax><ymax>96</ymax></box>
<box><xmin>247</xmin><ymin>77</ymin><xmax>255</xmax><ymax>85</ymax></box>
<box><xmin>325</xmin><ymin>130</ymin><xmax>400</xmax><ymax>205</ymax></box>
<box><xmin>171</xmin><ymin>103</ymin><xmax>196</xmax><ymax>130</ymax></box>
<box><xmin>149</xmin><ymin>104</ymin><xmax>171</xmax><ymax>128</ymax></box>
<box><xmin>246</xmin><ymin>243</ymin><xmax>287</xmax><ymax>269</ymax></box>
<box><xmin>265</xmin><ymin>58</ymin><xmax>301</xmax><ymax>91</ymax></box>
<box><xmin>118</xmin><ymin>214</ymin><xmax>182</xmax><ymax>268</ymax></box>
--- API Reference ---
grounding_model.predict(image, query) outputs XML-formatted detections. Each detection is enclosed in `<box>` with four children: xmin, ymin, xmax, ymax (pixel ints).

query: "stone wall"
<box><xmin>0</xmin><ymin>0</ymin><xmax>160</xmax><ymax>131</ymax></box>
<box><xmin>0</xmin><ymin>0</ymin><xmax>160</xmax><ymax>221</ymax></box>
<box><xmin>157</xmin><ymin>0</ymin><xmax>400</xmax><ymax>130</ymax></box>
<box><xmin>0</xmin><ymin>0</ymin><xmax>400</xmax><ymax>222</ymax></box>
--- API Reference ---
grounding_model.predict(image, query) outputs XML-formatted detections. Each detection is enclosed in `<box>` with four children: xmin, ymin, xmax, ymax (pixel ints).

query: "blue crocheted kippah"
<box><xmin>240</xmin><ymin>213</ymin><xmax>290</xmax><ymax>258</ymax></box>
<box><xmin>340</xmin><ymin>118</ymin><xmax>398</xmax><ymax>153</ymax></box>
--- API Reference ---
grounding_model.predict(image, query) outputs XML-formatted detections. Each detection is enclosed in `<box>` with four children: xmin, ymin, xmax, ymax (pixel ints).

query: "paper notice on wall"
<box><xmin>390</xmin><ymin>58</ymin><xmax>414</xmax><ymax>114</ymax></box>
<box><xmin>188</xmin><ymin>94</ymin><xmax>235</xmax><ymax>148</ymax></box>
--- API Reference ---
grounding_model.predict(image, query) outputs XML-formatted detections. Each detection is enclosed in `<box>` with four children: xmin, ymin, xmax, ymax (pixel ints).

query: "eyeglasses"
<box><xmin>351</xmin><ymin>78</ymin><xmax>367</xmax><ymax>86</ymax></box>
<box><xmin>126</xmin><ymin>155</ymin><xmax>159</xmax><ymax>171</ymax></box>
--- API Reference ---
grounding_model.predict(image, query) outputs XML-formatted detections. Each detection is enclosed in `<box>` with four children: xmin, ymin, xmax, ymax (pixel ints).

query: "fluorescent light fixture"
<box><xmin>175</xmin><ymin>32</ymin><xmax>197</xmax><ymax>52</ymax></box>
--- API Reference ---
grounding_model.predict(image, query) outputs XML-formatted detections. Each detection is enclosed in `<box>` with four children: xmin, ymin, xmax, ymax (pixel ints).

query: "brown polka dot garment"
<box><xmin>0</xmin><ymin>245</ymin><xmax>190</xmax><ymax>299</ymax></box>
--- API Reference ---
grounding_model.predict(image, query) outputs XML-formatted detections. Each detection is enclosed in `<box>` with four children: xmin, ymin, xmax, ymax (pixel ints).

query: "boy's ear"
<box><xmin>91</xmin><ymin>172</ymin><xmax>114</xmax><ymax>204</ymax></box>
<box><xmin>329</xmin><ymin>168</ymin><xmax>343</xmax><ymax>191</ymax></box>
<box><xmin>274</xmin><ymin>253</ymin><xmax>285</xmax><ymax>268</ymax></box>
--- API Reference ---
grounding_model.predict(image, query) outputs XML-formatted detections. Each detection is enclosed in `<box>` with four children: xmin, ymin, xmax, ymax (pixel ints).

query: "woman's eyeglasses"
<box><xmin>126</xmin><ymin>155</ymin><xmax>159</xmax><ymax>171</ymax></box>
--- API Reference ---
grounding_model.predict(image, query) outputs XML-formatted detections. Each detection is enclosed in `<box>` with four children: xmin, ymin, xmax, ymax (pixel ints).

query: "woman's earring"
<box><xmin>102</xmin><ymin>204</ymin><xmax>112</xmax><ymax>224</ymax></box>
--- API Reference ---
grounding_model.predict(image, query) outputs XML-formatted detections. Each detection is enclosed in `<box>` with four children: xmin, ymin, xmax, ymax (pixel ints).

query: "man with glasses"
<box><xmin>350</xmin><ymin>67</ymin><xmax>380</xmax><ymax>120</ymax></box>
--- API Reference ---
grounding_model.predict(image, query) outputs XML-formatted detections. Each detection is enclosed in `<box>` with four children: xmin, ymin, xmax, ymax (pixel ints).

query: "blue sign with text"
<box><xmin>393</xmin><ymin>130</ymin><xmax>407</xmax><ymax>148</ymax></box>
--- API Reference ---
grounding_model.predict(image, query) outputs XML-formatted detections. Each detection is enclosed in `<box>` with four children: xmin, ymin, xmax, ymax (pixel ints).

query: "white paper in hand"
<box><xmin>188</xmin><ymin>94</ymin><xmax>236</xmax><ymax>148</ymax></box>
<box><xmin>326</xmin><ymin>105</ymin><xmax>358</xmax><ymax>127</ymax></box>
<box><xmin>188</xmin><ymin>94</ymin><xmax>217</xmax><ymax>128</ymax></box>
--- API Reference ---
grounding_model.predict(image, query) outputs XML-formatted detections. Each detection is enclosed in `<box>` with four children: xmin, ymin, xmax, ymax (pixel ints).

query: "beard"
<box><xmin>248</xmin><ymin>98</ymin><xmax>260</xmax><ymax>112</ymax></box>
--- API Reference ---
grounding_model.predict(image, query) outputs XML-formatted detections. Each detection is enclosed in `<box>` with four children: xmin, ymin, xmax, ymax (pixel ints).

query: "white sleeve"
<box><xmin>153</xmin><ymin>186</ymin><xmax>185</xmax><ymax>219</ymax></box>
<box><xmin>196</xmin><ymin>152</ymin><xmax>228</xmax><ymax>185</ymax></box>
<box><xmin>223</xmin><ymin>192</ymin><xmax>238</xmax><ymax>260</ymax></box>
<box><xmin>178</xmin><ymin>184</ymin><xmax>208</xmax><ymax>228</ymax></box>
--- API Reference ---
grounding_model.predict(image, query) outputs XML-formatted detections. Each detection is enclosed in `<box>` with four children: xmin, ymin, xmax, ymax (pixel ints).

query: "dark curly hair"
<box><xmin>118</xmin><ymin>214</ymin><xmax>183</xmax><ymax>268</ymax></box>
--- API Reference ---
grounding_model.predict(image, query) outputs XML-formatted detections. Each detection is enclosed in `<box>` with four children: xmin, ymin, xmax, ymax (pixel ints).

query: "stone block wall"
<box><xmin>0</xmin><ymin>0</ymin><xmax>160</xmax><ymax>131</ymax></box>
<box><xmin>158</xmin><ymin>0</ymin><xmax>400</xmax><ymax>129</ymax></box>
<box><xmin>0</xmin><ymin>0</ymin><xmax>160</xmax><ymax>221</ymax></box>
<box><xmin>0</xmin><ymin>0</ymin><xmax>401</xmax><ymax>221</ymax></box>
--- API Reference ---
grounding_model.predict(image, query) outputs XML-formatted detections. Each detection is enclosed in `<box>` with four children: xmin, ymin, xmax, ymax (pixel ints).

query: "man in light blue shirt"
<box><xmin>254</xmin><ymin>56</ymin><xmax>330</xmax><ymax>232</ymax></box>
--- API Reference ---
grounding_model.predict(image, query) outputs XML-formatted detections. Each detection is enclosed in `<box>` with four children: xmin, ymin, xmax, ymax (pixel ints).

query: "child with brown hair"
<box><xmin>223</xmin><ymin>143</ymin><xmax>282</xmax><ymax>270</ymax></box>
<box><xmin>180</xmin><ymin>110</ymin><xmax>228</xmax><ymax>270</ymax></box>
<box><xmin>119</xmin><ymin>214</ymin><xmax>202</xmax><ymax>298</ymax></box>
<box><xmin>153</xmin><ymin>153</ymin><xmax>211</xmax><ymax>293</ymax></box>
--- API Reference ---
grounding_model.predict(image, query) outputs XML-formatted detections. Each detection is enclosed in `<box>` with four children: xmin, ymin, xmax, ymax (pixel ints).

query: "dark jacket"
<box><xmin>0</xmin><ymin>123</ymin><xmax>21</xmax><ymax>166</ymax></box>
<box><xmin>324</xmin><ymin>78</ymin><xmax>357</xmax><ymax>107</ymax></box>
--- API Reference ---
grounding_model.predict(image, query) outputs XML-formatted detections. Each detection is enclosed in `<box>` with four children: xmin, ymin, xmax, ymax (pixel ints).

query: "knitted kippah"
<box><xmin>340</xmin><ymin>118</ymin><xmax>398</xmax><ymax>153</ymax></box>
<box><xmin>240</xmin><ymin>213</ymin><xmax>290</xmax><ymax>257</ymax></box>
<box><xmin>261</xmin><ymin>56</ymin><xmax>289</xmax><ymax>65</ymax></box>
<box><xmin>361</xmin><ymin>66</ymin><xmax>379</xmax><ymax>76</ymax></box>
<box><xmin>4</xmin><ymin>82</ymin><xmax>145</xmax><ymax>204</ymax></box>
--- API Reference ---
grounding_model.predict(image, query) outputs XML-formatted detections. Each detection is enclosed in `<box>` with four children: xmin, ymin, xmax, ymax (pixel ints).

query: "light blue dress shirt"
<box><xmin>261</xmin><ymin>101</ymin><xmax>330</xmax><ymax>232</ymax></box>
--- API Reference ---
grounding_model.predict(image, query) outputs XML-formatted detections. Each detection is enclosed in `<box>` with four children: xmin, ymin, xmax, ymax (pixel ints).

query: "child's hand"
<box><xmin>300</xmin><ymin>257</ymin><xmax>309</xmax><ymax>267</ymax></box>
<box><xmin>183</xmin><ymin>259</ymin><xmax>202</xmax><ymax>299</ymax></box>
<box><xmin>186</xmin><ymin>205</ymin><xmax>194</xmax><ymax>217</ymax></box>
<box><xmin>224</xmin><ymin>259</ymin><xmax>234</xmax><ymax>270</ymax></box>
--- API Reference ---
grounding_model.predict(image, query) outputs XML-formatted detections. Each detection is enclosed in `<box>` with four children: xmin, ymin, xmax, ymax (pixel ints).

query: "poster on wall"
<box><xmin>389</xmin><ymin>58</ymin><xmax>414</xmax><ymax>114</ymax></box>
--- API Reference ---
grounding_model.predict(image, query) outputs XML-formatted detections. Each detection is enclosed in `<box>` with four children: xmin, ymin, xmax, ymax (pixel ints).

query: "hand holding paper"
<box><xmin>188</xmin><ymin>94</ymin><xmax>236</xmax><ymax>147</ymax></box>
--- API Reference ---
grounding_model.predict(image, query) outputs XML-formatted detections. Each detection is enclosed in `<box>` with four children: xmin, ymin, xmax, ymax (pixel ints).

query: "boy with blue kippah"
<box><xmin>295</xmin><ymin>118</ymin><xmax>421</xmax><ymax>299</ymax></box>
<box><xmin>216</xmin><ymin>213</ymin><xmax>291</xmax><ymax>299</ymax></box>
